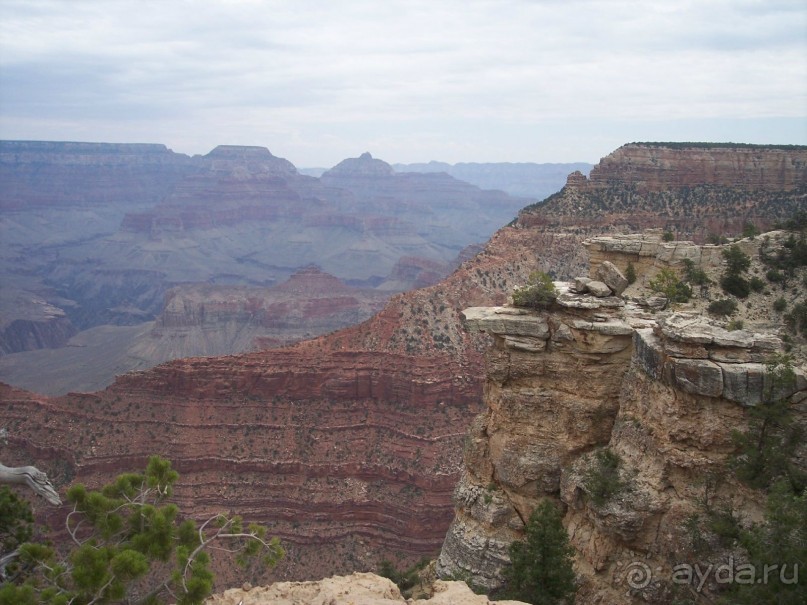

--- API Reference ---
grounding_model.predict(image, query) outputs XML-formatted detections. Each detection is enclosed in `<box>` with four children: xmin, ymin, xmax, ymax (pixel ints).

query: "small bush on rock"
<box><xmin>648</xmin><ymin>268</ymin><xmax>692</xmax><ymax>303</ymax></box>
<box><xmin>512</xmin><ymin>271</ymin><xmax>558</xmax><ymax>310</ymax></box>
<box><xmin>708</xmin><ymin>299</ymin><xmax>738</xmax><ymax>317</ymax></box>
<box><xmin>582</xmin><ymin>449</ymin><xmax>629</xmax><ymax>507</ymax></box>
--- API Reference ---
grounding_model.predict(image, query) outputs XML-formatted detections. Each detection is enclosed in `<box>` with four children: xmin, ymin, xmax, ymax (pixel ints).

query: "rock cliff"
<box><xmin>587</xmin><ymin>143</ymin><xmax>806</xmax><ymax>193</ymax></box>
<box><xmin>519</xmin><ymin>143</ymin><xmax>807</xmax><ymax>240</ymax></box>
<box><xmin>2</xmin><ymin>142</ymin><xmax>805</xmax><ymax>594</ymax></box>
<box><xmin>437</xmin><ymin>233</ymin><xmax>806</xmax><ymax>603</ymax></box>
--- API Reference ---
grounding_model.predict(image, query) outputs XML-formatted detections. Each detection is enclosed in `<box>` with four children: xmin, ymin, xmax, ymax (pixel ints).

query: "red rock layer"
<box><xmin>586</xmin><ymin>143</ymin><xmax>807</xmax><ymax>192</ymax></box>
<box><xmin>2</xmin><ymin>143</ymin><xmax>805</xmax><ymax>587</ymax></box>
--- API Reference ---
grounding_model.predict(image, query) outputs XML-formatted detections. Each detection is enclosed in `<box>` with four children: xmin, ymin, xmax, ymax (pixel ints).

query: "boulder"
<box><xmin>594</xmin><ymin>261</ymin><xmax>629</xmax><ymax>296</ymax></box>
<box><xmin>587</xmin><ymin>280</ymin><xmax>613</xmax><ymax>297</ymax></box>
<box><xmin>570</xmin><ymin>277</ymin><xmax>592</xmax><ymax>293</ymax></box>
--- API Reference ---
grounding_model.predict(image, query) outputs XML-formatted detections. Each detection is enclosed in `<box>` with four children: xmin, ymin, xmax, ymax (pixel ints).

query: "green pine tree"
<box><xmin>503</xmin><ymin>500</ymin><xmax>577</xmax><ymax>605</ymax></box>
<box><xmin>0</xmin><ymin>456</ymin><xmax>283</xmax><ymax>605</ymax></box>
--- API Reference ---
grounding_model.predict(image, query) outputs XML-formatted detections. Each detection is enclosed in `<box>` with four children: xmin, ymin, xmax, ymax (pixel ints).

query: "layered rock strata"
<box><xmin>437</xmin><ymin>296</ymin><xmax>805</xmax><ymax>602</ymax></box>
<box><xmin>519</xmin><ymin>143</ymin><xmax>807</xmax><ymax>239</ymax></box>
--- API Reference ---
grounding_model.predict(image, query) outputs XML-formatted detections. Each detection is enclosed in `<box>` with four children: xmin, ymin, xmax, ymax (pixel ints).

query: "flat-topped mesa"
<box><xmin>581</xmin><ymin>143</ymin><xmax>807</xmax><ymax>193</ymax></box>
<box><xmin>0</xmin><ymin>140</ymin><xmax>181</xmax><ymax>163</ymax></box>
<box><xmin>525</xmin><ymin>144</ymin><xmax>807</xmax><ymax>237</ymax></box>
<box><xmin>203</xmin><ymin>145</ymin><xmax>298</xmax><ymax>175</ymax></box>
<box><xmin>439</xmin><ymin>294</ymin><xmax>805</xmax><ymax>600</ymax></box>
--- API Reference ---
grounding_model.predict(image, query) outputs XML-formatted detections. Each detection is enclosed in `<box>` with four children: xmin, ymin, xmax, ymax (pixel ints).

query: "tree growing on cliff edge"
<box><xmin>512</xmin><ymin>271</ymin><xmax>558</xmax><ymax>310</ymax></box>
<box><xmin>502</xmin><ymin>500</ymin><xmax>577</xmax><ymax>605</ymax></box>
<box><xmin>0</xmin><ymin>456</ymin><xmax>283</xmax><ymax>605</ymax></box>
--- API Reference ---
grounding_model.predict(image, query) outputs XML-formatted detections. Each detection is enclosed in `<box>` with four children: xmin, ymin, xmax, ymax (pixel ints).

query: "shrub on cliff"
<box><xmin>0</xmin><ymin>456</ymin><xmax>283</xmax><ymax>605</ymax></box>
<box><xmin>512</xmin><ymin>271</ymin><xmax>557</xmax><ymax>310</ymax></box>
<box><xmin>625</xmin><ymin>262</ymin><xmax>637</xmax><ymax>285</ymax></box>
<box><xmin>730</xmin><ymin>355</ymin><xmax>804</xmax><ymax>493</ymax></box>
<box><xmin>720</xmin><ymin>245</ymin><xmax>751</xmax><ymax>298</ymax></box>
<box><xmin>648</xmin><ymin>268</ymin><xmax>692</xmax><ymax>303</ymax></box>
<box><xmin>707</xmin><ymin>298</ymin><xmax>738</xmax><ymax>317</ymax></box>
<box><xmin>502</xmin><ymin>500</ymin><xmax>576</xmax><ymax>605</ymax></box>
<box><xmin>582</xmin><ymin>448</ymin><xmax>630</xmax><ymax>507</ymax></box>
<box><xmin>682</xmin><ymin>258</ymin><xmax>710</xmax><ymax>286</ymax></box>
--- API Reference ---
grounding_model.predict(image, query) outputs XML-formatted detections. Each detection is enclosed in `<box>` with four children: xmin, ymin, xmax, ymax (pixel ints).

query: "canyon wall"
<box><xmin>2</xmin><ymin>143</ymin><xmax>805</xmax><ymax>592</ymax></box>
<box><xmin>520</xmin><ymin>143</ymin><xmax>807</xmax><ymax>239</ymax></box>
<box><xmin>437</xmin><ymin>234</ymin><xmax>806</xmax><ymax>604</ymax></box>
<box><xmin>587</xmin><ymin>143</ymin><xmax>806</xmax><ymax>193</ymax></box>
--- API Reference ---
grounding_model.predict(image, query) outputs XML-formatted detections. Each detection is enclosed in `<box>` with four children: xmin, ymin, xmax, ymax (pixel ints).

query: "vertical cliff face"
<box><xmin>586</xmin><ymin>143</ymin><xmax>807</xmax><ymax>193</ymax></box>
<box><xmin>519</xmin><ymin>143</ymin><xmax>807</xmax><ymax>238</ymax></box>
<box><xmin>3</xmin><ymin>143</ymin><xmax>806</xmax><ymax>592</ymax></box>
<box><xmin>437</xmin><ymin>236</ymin><xmax>806</xmax><ymax>603</ymax></box>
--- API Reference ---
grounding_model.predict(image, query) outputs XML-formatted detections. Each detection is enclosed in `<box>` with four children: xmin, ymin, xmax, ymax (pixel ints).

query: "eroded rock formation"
<box><xmin>2</xmin><ymin>142</ymin><xmax>805</xmax><ymax>593</ymax></box>
<box><xmin>437</xmin><ymin>235</ymin><xmax>806</xmax><ymax>604</ymax></box>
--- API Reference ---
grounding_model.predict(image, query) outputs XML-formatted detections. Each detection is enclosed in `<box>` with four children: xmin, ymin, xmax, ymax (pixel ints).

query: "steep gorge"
<box><xmin>437</xmin><ymin>232</ymin><xmax>806</xmax><ymax>604</ymax></box>
<box><xmin>1</xmin><ymin>143</ymin><xmax>806</xmax><ymax>590</ymax></box>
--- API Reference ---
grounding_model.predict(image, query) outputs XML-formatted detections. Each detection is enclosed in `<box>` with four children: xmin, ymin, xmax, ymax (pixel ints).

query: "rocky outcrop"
<box><xmin>438</xmin><ymin>278</ymin><xmax>805</xmax><ymax>603</ymax></box>
<box><xmin>0</xmin><ymin>292</ymin><xmax>76</xmax><ymax>355</ymax></box>
<box><xmin>584</xmin><ymin>143</ymin><xmax>807</xmax><ymax>193</ymax></box>
<box><xmin>437</xmin><ymin>296</ymin><xmax>648</xmax><ymax>592</ymax></box>
<box><xmin>206</xmin><ymin>573</ymin><xmax>528</xmax><ymax>605</ymax></box>
<box><xmin>584</xmin><ymin>232</ymin><xmax>726</xmax><ymax>279</ymax></box>
<box><xmin>3</xmin><ymin>142</ymin><xmax>806</xmax><ymax>595</ymax></box>
<box><xmin>521</xmin><ymin>143</ymin><xmax>807</xmax><ymax>239</ymax></box>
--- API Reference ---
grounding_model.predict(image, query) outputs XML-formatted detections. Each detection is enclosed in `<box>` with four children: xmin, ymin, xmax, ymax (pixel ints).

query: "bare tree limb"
<box><xmin>0</xmin><ymin>463</ymin><xmax>61</xmax><ymax>505</ymax></box>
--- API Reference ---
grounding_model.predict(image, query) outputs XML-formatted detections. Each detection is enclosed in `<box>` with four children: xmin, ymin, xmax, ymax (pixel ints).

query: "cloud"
<box><xmin>0</xmin><ymin>0</ymin><xmax>804</xmax><ymax>165</ymax></box>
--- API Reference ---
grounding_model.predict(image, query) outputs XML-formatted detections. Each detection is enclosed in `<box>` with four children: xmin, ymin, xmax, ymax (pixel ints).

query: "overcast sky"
<box><xmin>1</xmin><ymin>0</ymin><xmax>805</xmax><ymax>167</ymax></box>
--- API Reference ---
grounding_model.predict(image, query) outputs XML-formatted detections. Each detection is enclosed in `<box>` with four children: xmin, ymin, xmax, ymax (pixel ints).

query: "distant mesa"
<box><xmin>323</xmin><ymin>152</ymin><xmax>395</xmax><ymax>177</ymax></box>
<box><xmin>203</xmin><ymin>144</ymin><xmax>298</xmax><ymax>175</ymax></box>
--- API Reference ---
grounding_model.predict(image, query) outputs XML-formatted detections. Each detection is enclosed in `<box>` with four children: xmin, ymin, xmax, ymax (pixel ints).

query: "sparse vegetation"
<box><xmin>720</xmin><ymin>245</ymin><xmax>752</xmax><ymax>298</ymax></box>
<box><xmin>742</xmin><ymin>222</ymin><xmax>760</xmax><ymax>239</ymax></box>
<box><xmin>727</xmin><ymin>319</ymin><xmax>744</xmax><ymax>331</ymax></box>
<box><xmin>662</xmin><ymin>231</ymin><xmax>675</xmax><ymax>242</ymax></box>
<box><xmin>707</xmin><ymin>232</ymin><xmax>729</xmax><ymax>245</ymax></box>
<box><xmin>648</xmin><ymin>268</ymin><xmax>692</xmax><ymax>303</ymax></box>
<box><xmin>707</xmin><ymin>298</ymin><xmax>737</xmax><ymax>317</ymax></box>
<box><xmin>512</xmin><ymin>271</ymin><xmax>558</xmax><ymax>310</ymax></box>
<box><xmin>582</xmin><ymin>449</ymin><xmax>630</xmax><ymax>507</ymax></box>
<box><xmin>723</xmin><ymin>482</ymin><xmax>807</xmax><ymax>604</ymax></box>
<box><xmin>0</xmin><ymin>457</ymin><xmax>283</xmax><ymax>605</ymax></box>
<box><xmin>377</xmin><ymin>557</ymin><xmax>430</xmax><ymax>597</ymax></box>
<box><xmin>784</xmin><ymin>301</ymin><xmax>807</xmax><ymax>335</ymax></box>
<box><xmin>625</xmin><ymin>262</ymin><xmax>637</xmax><ymax>285</ymax></box>
<box><xmin>501</xmin><ymin>500</ymin><xmax>576</xmax><ymax>605</ymax></box>
<box><xmin>682</xmin><ymin>258</ymin><xmax>710</xmax><ymax>286</ymax></box>
<box><xmin>730</xmin><ymin>355</ymin><xmax>804</xmax><ymax>493</ymax></box>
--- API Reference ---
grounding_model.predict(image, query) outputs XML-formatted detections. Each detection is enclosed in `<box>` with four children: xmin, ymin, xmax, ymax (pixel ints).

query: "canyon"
<box><xmin>0</xmin><ymin>141</ymin><xmax>532</xmax><ymax>393</ymax></box>
<box><xmin>1</xmin><ymin>143</ymin><xmax>806</xmax><ymax>596</ymax></box>
<box><xmin>437</xmin><ymin>231</ymin><xmax>806</xmax><ymax>603</ymax></box>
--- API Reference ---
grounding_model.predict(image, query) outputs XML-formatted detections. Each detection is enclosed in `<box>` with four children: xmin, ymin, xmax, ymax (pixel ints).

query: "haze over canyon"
<box><xmin>1</xmin><ymin>141</ymin><xmax>806</xmax><ymax>603</ymax></box>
